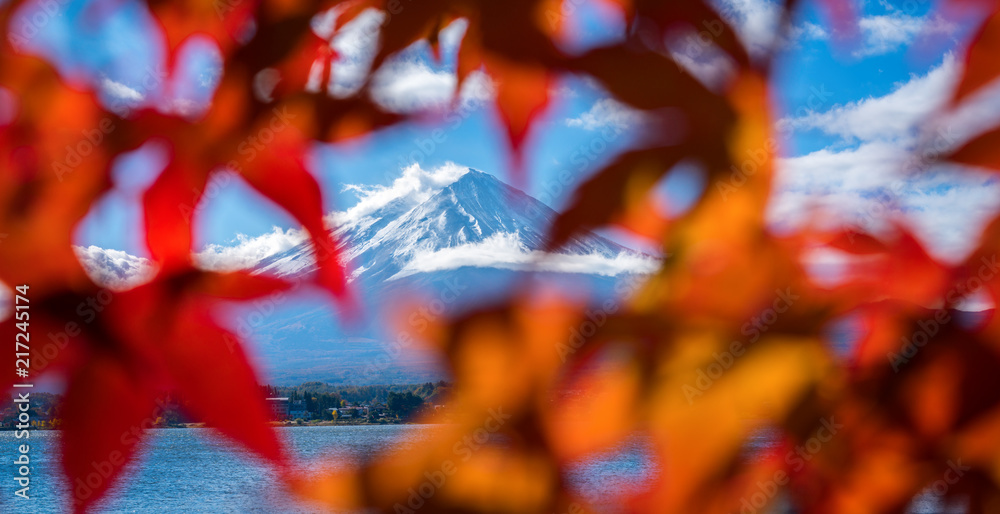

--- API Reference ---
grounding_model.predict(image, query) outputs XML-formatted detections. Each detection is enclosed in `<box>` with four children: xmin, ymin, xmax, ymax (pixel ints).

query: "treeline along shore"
<box><xmin>1</xmin><ymin>381</ymin><xmax>453</xmax><ymax>430</ymax></box>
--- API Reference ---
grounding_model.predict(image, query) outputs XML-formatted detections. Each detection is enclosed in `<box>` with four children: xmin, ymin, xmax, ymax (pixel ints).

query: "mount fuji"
<box><xmin>76</xmin><ymin>168</ymin><xmax>657</xmax><ymax>384</ymax></box>
<box><xmin>254</xmin><ymin>168</ymin><xmax>649</xmax><ymax>284</ymax></box>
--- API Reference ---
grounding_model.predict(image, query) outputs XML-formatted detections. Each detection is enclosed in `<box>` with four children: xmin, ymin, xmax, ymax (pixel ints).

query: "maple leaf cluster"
<box><xmin>3</xmin><ymin>0</ymin><xmax>1000</xmax><ymax>512</ymax></box>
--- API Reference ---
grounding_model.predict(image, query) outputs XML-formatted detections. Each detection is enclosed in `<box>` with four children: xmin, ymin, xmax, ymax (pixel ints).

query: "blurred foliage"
<box><xmin>5</xmin><ymin>0</ymin><xmax>1000</xmax><ymax>512</ymax></box>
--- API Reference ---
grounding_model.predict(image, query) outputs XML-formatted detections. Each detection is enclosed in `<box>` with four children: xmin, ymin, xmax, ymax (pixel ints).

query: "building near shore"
<box><xmin>265</xmin><ymin>397</ymin><xmax>290</xmax><ymax>420</ymax></box>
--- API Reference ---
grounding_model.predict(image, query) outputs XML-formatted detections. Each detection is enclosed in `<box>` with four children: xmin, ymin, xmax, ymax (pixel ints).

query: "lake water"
<box><xmin>0</xmin><ymin>425</ymin><xmax>657</xmax><ymax>513</ymax></box>
<box><xmin>0</xmin><ymin>426</ymin><xmax>968</xmax><ymax>513</ymax></box>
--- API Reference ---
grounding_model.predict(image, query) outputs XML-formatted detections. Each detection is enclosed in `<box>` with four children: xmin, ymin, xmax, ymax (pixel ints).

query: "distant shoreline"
<box><xmin>7</xmin><ymin>420</ymin><xmax>440</xmax><ymax>431</ymax></box>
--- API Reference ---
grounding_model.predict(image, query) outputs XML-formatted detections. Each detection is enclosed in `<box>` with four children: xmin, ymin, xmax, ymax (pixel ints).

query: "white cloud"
<box><xmin>370</xmin><ymin>59</ymin><xmax>493</xmax><ymax>113</ymax></box>
<box><xmin>856</xmin><ymin>13</ymin><xmax>957</xmax><ymax>57</ymax></box>
<box><xmin>319</xmin><ymin>10</ymin><xmax>492</xmax><ymax>112</ymax></box>
<box><xmin>391</xmin><ymin>232</ymin><xmax>659</xmax><ymax>279</ymax></box>
<box><xmin>331</xmin><ymin>162</ymin><xmax>472</xmax><ymax>226</ymax></box>
<box><xmin>371</xmin><ymin>60</ymin><xmax>457</xmax><ymax>110</ymax></box>
<box><xmin>778</xmin><ymin>55</ymin><xmax>957</xmax><ymax>142</ymax></box>
<box><xmin>318</xmin><ymin>8</ymin><xmax>384</xmax><ymax>97</ymax></box>
<box><xmin>788</xmin><ymin>21</ymin><xmax>828</xmax><ymax>41</ymax></box>
<box><xmin>715</xmin><ymin>0</ymin><xmax>783</xmax><ymax>56</ymax></box>
<box><xmin>101</xmin><ymin>77</ymin><xmax>144</xmax><ymax>103</ymax></box>
<box><xmin>74</xmin><ymin>245</ymin><xmax>156</xmax><ymax>290</ymax></box>
<box><xmin>566</xmin><ymin>98</ymin><xmax>646</xmax><ymax>131</ymax></box>
<box><xmin>550</xmin><ymin>83</ymin><xmax>579</xmax><ymax>99</ymax></box>
<box><xmin>195</xmin><ymin>227</ymin><xmax>308</xmax><ymax>272</ymax></box>
<box><xmin>770</xmin><ymin>141</ymin><xmax>1000</xmax><ymax>264</ymax></box>
<box><xmin>897</xmin><ymin>168</ymin><xmax>1000</xmax><ymax>262</ymax></box>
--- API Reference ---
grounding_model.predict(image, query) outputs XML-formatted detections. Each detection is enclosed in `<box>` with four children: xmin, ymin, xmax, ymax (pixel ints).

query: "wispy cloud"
<box><xmin>778</xmin><ymin>55</ymin><xmax>957</xmax><ymax>142</ymax></box>
<box><xmin>855</xmin><ymin>13</ymin><xmax>957</xmax><ymax>57</ymax></box>
<box><xmin>772</xmin><ymin>143</ymin><xmax>1000</xmax><ymax>263</ymax></box>
<box><xmin>332</xmin><ymin>162</ymin><xmax>472</xmax><ymax>226</ymax></box>
<box><xmin>101</xmin><ymin>77</ymin><xmax>144</xmax><ymax>103</ymax></box>
<box><xmin>391</xmin><ymin>232</ymin><xmax>659</xmax><ymax>279</ymax></box>
<box><xmin>566</xmin><ymin>98</ymin><xmax>646</xmax><ymax>131</ymax></box>
<box><xmin>788</xmin><ymin>21</ymin><xmax>828</xmax><ymax>41</ymax></box>
<box><xmin>195</xmin><ymin>227</ymin><xmax>308</xmax><ymax>272</ymax></box>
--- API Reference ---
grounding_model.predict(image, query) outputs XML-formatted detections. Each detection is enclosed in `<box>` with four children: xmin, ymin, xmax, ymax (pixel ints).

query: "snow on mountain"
<box><xmin>254</xmin><ymin>168</ymin><xmax>657</xmax><ymax>284</ymax></box>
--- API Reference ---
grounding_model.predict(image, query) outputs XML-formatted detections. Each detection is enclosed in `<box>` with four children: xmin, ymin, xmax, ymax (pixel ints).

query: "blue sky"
<box><xmin>12</xmin><ymin>0</ymin><xmax>1000</xmax><ymax>269</ymax></box>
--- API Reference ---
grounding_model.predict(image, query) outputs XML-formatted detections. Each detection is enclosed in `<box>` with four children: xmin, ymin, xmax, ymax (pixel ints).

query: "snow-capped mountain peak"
<box><xmin>253</xmin><ymin>168</ymin><xmax>655</xmax><ymax>283</ymax></box>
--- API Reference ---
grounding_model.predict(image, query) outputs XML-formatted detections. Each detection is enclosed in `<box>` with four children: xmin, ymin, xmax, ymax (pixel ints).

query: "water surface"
<box><xmin>0</xmin><ymin>425</ymin><xmax>654</xmax><ymax>513</ymax></box>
